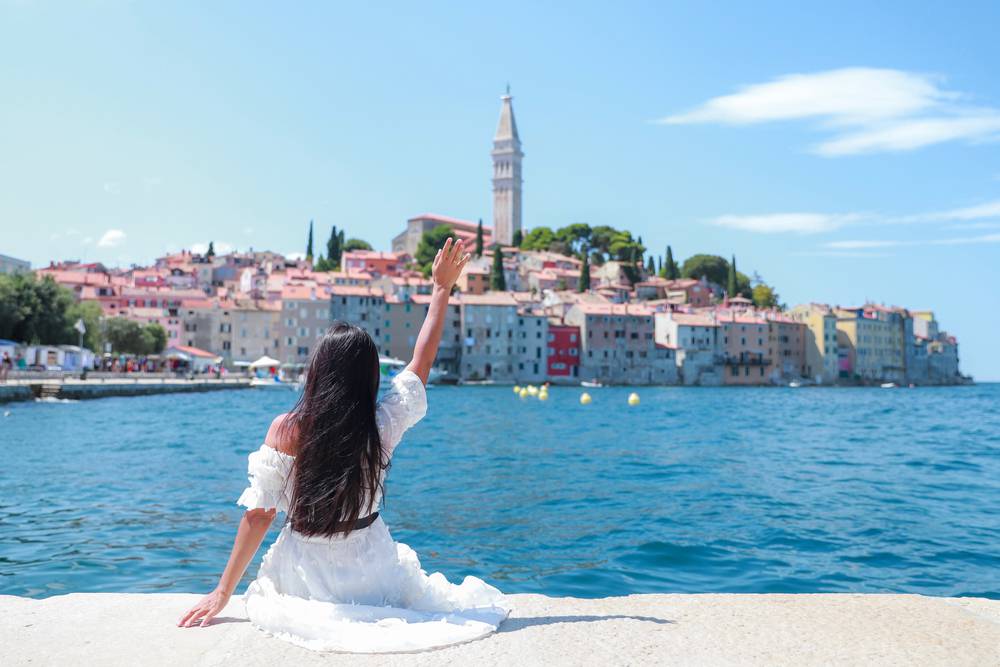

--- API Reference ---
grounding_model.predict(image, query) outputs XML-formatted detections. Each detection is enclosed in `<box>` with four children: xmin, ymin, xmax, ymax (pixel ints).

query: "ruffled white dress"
<box><xmin>237</xmin><ymin>370</ymin><xmax>510</xmax><ymax>653</ymax></box>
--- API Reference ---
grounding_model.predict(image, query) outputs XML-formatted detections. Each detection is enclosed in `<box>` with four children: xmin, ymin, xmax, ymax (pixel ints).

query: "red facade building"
<box><xmin>547</xmin><ymin>323</ymin><xmax>580</xmax><ymax>378</ymax></box>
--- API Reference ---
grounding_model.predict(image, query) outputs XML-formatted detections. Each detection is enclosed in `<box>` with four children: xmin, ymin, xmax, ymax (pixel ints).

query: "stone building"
<box><xmin>491</xmin><ymin>89</ymin><xmax>523</xmax><ymax>246</ymax></box>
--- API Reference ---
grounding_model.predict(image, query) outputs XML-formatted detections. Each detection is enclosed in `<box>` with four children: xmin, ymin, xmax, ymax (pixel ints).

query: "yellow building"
<box><xmin>834</xmin><ymin>305</ymin><xmax>905</xmax><ymax>382</ymax></box>
<box><xmin>789</xmin><ymin>304</ymin><xmax>838</xmax><ymax>384</ymax></box>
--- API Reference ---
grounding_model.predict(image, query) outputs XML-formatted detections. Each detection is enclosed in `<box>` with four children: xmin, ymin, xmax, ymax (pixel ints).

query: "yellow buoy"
<box><xmin>519</xmin><ymin>387</ymin><xmax>529</xmax><ymax>399</ymax></box>
<box><xmin>538</xmin><ymin>391</ymin><xmax>549</xmax><ymax>401</ymax></box>
<box><xmin>580</xmin><ymin>392</ymin><xmax>592</xmax><ymax>405</ymax></box>
<box><xmin>513</xmin><ymin>385</ymin><xmax>521</xmax><ymax>394</ymax></box>
<box><xmin>628</xmin><ymin>392</ymin><xmax>640</xmax><ymax>406</ymax></box>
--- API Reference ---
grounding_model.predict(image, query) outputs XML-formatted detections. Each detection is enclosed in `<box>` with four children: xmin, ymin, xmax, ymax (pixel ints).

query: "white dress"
<box><xmin>237</xmin><ymin>370</ymin><xmax>510</xmax><ymax>653</ymax></box>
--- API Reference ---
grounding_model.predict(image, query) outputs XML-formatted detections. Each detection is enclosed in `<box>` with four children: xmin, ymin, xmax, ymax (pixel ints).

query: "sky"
<box><xmin>2</xmin><ymin>1</ymin><xmax>999</xmax><ymax>379</ymax></box>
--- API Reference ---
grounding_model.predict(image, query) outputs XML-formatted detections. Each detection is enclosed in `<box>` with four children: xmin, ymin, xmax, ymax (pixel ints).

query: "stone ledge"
<box><xmin>2</xmin><ymin>593</ymin><xmax>997</xmax><ymax>666</ymax></box>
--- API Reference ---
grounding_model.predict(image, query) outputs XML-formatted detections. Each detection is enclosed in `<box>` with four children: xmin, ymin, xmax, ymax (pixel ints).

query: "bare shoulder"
<box><xmin>264</xmin><ymin>413</ymin><xmax>299</xmax><ymax>457</ymax></box>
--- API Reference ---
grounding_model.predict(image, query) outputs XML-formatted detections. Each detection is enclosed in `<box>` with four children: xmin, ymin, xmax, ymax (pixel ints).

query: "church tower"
<box><xmin>491</xmin><ymin>87</ymin><xmax>523</xmax><ymax>246</ymax></box>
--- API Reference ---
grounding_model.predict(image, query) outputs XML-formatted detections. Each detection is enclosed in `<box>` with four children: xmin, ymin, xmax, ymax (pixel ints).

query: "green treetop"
<box><xmin>206</xmin><ymin>241</ymin><xmax>215</xmax><ymax>258</ymax></box>
<box><xmin>475</xmin><ymin>219</ymin><xmax>484</xmax><ymax>256</ymax></box>
<box><xmin>578</xmin><ymin>248</ymin><xmax>591</xmax><ymax>292</ymax></box>
<box><xmin>343</xmin><ymin>238</ymin><xmax>372</xmax><ymax>252</ymax></box>
<box><xmin>490</xmin><ymin>245</ymin><xmax>507</xmax><ymax>291</ymax></box>
<box><xmin>415</xmin><ymin>225</ymin><xmax>454</xmax><ymax>276</ymax></box>
<box><xmin>306</xmin><ymin>220</ymin><xmax>314</xmax><ymax>261</ymax></box>
<box><xmin>727</xmin><ymin>255</ymin><xmax>738</xmax><ymax>297</ymax></box>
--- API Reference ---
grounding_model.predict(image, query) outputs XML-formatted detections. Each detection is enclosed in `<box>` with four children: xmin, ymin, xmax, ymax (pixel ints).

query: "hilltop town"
<box><xmin>0</xmin><ymin>91</ymin><xmax>964</xmax><ymax>386</ymax></box>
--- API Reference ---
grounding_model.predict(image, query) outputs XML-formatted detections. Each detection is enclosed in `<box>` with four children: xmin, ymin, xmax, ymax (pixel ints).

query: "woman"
<box><xmin>178</xmin><ymin>238</ymin><xmax>509</xmax><ymax>652</ymax></box>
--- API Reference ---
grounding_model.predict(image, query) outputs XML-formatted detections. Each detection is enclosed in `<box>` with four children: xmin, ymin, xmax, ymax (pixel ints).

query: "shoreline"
<box><xmin>0</xmin><ymin>377</ymin><xmax>252</xmax><ymax>403</ymax></box>
<box><xmin>2</xmin><ymin>592</ymin><xmax>997</xmax><ymax>665</ymax></box>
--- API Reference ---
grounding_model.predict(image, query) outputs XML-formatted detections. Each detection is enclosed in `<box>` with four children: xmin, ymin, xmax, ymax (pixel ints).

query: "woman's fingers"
<box><xmin>200</xmin><ymin>607</ymin><xmax>219</xmax><ymax>627</ymax></box>
<box><xmin>458</xmin><ymin>253</ymin><xmax>472</xmax><ymax>269</ymax></box>
<box><xmin>440</xmin><ymin>237</ymin><xmax>453</xmax><ymax>260</ymax></box>
<box><xmin>184</xmin><ymin>607</ymin><xmax>205</xmax><ymax>627</ymax></box>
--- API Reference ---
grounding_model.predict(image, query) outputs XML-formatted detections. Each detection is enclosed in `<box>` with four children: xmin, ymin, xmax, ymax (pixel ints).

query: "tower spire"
<box><xmin>491</xmin><ymin>88</ymin><xmax>524</xmax><ymax>247</ymax></box>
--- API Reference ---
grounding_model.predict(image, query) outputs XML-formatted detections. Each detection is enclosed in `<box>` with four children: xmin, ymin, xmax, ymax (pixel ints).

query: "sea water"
<box><xmin>2</xmin><ymin>384</ymin><xmax>997</xmax><ymax>599</ymax></box>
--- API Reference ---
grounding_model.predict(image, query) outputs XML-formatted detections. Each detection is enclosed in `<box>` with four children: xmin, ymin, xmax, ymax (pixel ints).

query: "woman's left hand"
<box><xmin>177</xmin><ymin>588</ymin><xmax>231</xmax><ymax>627</ymax></box>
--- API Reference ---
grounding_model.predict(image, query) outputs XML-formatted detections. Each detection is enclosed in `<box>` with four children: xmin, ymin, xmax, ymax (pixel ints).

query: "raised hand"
<box><xmin>177</xmin><ymin>588</ymin><xmax>231</xmax><ymax>628</ymax></box>
<box><xmin>432</xmin><ymin>238</ymin><xmax>471</xmax><ymax>291</ymax></box>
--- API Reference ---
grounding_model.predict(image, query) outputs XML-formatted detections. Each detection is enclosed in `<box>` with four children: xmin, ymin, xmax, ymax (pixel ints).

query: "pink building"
<box><xmin>341</xmin><ymin>251</ymin><xmax>411</xmax><ymax>278</ymax></box>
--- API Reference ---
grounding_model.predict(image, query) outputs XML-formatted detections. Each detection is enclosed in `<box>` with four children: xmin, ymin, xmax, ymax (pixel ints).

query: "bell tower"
<box><xmin>491</xmin><ymin>86</ymin><xmax>523</xmax><ymax>246</ymax></box>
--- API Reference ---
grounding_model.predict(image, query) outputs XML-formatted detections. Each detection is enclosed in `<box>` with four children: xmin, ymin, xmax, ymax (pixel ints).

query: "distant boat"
<box><xmin>581</xmin><ymin>380</ymin><xmax>603</xmax><ymax>388</ymax></box>
<box><xmin>788</xmin><ymin>380</ymin><xmax>802</xmax><ymax>388</ymax></box>
<box><xmin>250</xmin><ymin>376</ymin><xmax>299</xmax><ymax>390</ymax></box>
<box><xmin>880</xmin><ymin>382</ymin><xmax>897</xmax><ymax>389</ymax></box>
<box><xmin>379</xmin><ymin>356</ymin><xmax>444</xmax><ymax>385</ymax></box>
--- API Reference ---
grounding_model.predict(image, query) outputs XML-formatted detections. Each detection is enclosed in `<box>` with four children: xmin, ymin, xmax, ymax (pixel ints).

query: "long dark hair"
<box><xmin>284</xmin><ymin>322</ymin><xmax>385</xmax><ymax>537</ymax></box>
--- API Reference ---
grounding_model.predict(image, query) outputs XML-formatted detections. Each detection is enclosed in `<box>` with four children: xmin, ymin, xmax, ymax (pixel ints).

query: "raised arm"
<box><xmin>406</xmin><ymin>237</ymin><xmax>470</xmax><ymax>385</ymax></box>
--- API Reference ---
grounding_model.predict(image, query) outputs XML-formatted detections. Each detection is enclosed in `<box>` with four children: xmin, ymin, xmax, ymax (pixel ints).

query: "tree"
<box><xmin>143</xmin><ymin>323</ymin><xmax>167</xmax><ymax>354</ymax></box>
<box><xmin>103</xmin><ymin>318</ymin><xmax>166</xmax><ymax>355</ymax></box>
<box><xmin>520</xmin><ymin>226</ymin><xmax>556</xmax><ymax>251</ymax></box>
<box><xmin>512</xmin><ymin>229</ymin><xmax>523</xmax><ymax>247</ymax></box>
<box><xmin>206</xmin><ymin>242</ymin><xmax>216</xmax><ymax>258</ymax></box>
<box><xmin>663</xmin><ymin>245</ymin><xmax>679</xmax><ymax>279</ymax></box>
<box><xmin>680</xmin><ymin>254</ymin><xmax>729</xmax><ymax>286</ymax></box>
<box><xmin>657</xmin><ymin>255</ymin><xmax>663</xmax><ymax>274</ymax></box>
<box><xmin>727</xmin><ymin>255</ymin><xmax>738</xmax><ymax>297</ymax></box>
<box><xmin>646</xmin><ymin>256</ymin><xmax>656</xmax><ymax>274</ymax></box>
<box><xmin>66</xmin><ymin>300</ymin><xmax>104</xmax><ymax>351</ymax></box>
<box><xmin>578</xmin><ymin>248</ymin><xmax>591</xmax><ymax>292</ymax></box>
<box><xmin>415</xmin><ymin>225</ymin><xmax>454</xmax><ymax>276</ymax></box>
<box><xmin>343</xmin><ymin>238</ymin><xmax>373</xmax><ymax>252</ymax></box>
<box><xmin>475</xmin><ymin>219</ymin><xmax>484</xmax><ymax>256</ymax></box>
<box><xmin>0</xmin><ymin>274</ymin><xmax>75</xmax><ymax>345</ymax></box>
<box><xmin>103</xmin><ymin>318</ymin><xmax>148</xmax><ymax>354</ymax></box>
<box><xmin>490</xmin><ymin>245</ymin><xmax>506</xmax><ymax>291</ymax></box>
<box><xmin>752</xmin><ymin>283</ymin><xmax>780</xmax><ymax>309</ymax></box>
<box><xmin>306</xmin><ymin>220</ymin><xmax>314</xmax><ymax>261</ymax></box>
<box><xmin>325</xmin><ymin>225</ymin><xmax>345</xmax><ymax>270</ymax></box>
<box><xmin>554</xmin><ymin>223</ymin><xmax>592</xmax><ymax>256</ymax></box>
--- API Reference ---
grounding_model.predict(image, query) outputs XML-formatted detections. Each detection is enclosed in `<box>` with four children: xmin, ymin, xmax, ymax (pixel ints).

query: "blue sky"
<box><xmin>2</xmin><ymin>2</ymin><xmax>999</xmax><ymax>379</ymax></box>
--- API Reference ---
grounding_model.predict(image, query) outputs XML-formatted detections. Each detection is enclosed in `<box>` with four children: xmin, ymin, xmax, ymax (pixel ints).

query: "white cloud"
<box><xmin>825</xmin><ymin>239</ymin><xmax>902</xmax><ymax>249</ymax></box>
<box><xmin>708</xmin><ymin>212</ymin><xmax>860</xmax><ymax>234</ymax></box>
<box><xmin>793</xmin><ymin>250</ymin><xmax>893</xmax><ymax>259</ymax></box>
<box><xmin>103</xmin><ymin>181</ymin><xmax>121</xmax><ymax>195</ymax></box>
<box><xmin>826</xmin><ymin>233</ymin><xmax>1000</xmax><ymax>249</ymax></box>
<box><xmin>660</xmin><ymin>67</ymin><xmax>1000</xmax><ymax>156</ymax></box>
<box><xmin>97</xmin><ymin>229</ymin><xmax>126</xmax><ymax>248</ymax></box>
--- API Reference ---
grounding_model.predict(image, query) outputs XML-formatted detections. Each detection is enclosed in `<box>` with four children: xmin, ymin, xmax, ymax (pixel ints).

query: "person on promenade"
<box><xmin>177</xmin><ymin>238</ymin><xmax>510</xmax><ymax>652</ymax></box>
<box><xmin>0</xmin><ymin>351</ymin><xmax>11</xmax><ymax>383</ymax></box>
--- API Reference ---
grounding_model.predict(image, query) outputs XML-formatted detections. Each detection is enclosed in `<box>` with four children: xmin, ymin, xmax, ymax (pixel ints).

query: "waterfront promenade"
<box><xmin>0</xmin><ymin>375</ymin><xmax>251</xmax><ymax>403</ymax></box>
<box><xmin>3</xmin><ymin>592</ymin><xmax>997</xmax><ymax>665</ymax></box>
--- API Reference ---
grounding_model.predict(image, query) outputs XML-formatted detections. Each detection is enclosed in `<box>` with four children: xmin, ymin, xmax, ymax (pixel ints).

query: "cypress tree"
<box><xmin>578</xmin><ymin>248</ymin><xmax>590</xmax><ymax>292</ymax></box>
<box><xmin>665</xmin><ymin>245</ymin><xmax>678</xmax><ymax>279</ymax></box>
<box><xmin>727</xmin><ymin>255</ymin><xmax>738</xmax><ymax>297</ymax></box>
<box><xmin>475</xmin><ymin>219</ymin><xmax>484</xmax><ymax>256</ymax></box>
<box><xmin>490</xmin><ymin>245</ymin><xmax>506</xmax><ymax>291</ymax></box>
<box><xmin>657</xmin><ymin>255</ymin><xmax>663</xmax><ymax>274</ymax></box>
<box><xmin>306</xmin><ymin>220</ymin><xmax>314</xmax><ymax>261</ymax></box>
<box><xmin>646</xmin><ymin>255</ymin><xmax>655</xmax><ymax>274</ymax></box>
<box><xmin>326</xmin><ymin>225</ymin><xmax>342</xmax><ymax>270</ymax></box>
<box><xmin>206</xmin><ymin>241</ymin><xmax>215</xmax><ymax>258</ymax></box>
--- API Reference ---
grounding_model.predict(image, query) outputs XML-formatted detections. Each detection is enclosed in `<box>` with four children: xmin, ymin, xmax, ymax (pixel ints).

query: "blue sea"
<box><xmin>2</xmin><ymin>384</ymin><xmax>998</xmax><ymax>599</ymax></box>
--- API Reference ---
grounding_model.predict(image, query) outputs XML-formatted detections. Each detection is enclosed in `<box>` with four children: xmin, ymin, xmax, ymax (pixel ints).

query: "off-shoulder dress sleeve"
<box><xmin>376</xmin><ymin>369</ymin><xmax>428</xmax><ymax>459</ymax></box>
<box><xmin>237</xmin><ymin>444</ymin><xmax>294</xmax><ymax>513</ymax></box>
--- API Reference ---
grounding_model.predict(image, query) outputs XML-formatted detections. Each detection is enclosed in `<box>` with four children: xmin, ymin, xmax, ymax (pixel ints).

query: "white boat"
<box><xmin>880</xmin><ymin>382</ymin><xmax>897</xmax><ymax>389</ymax></box>
<box><xmin>581</xmin><ymin>380</ymin><xmax>603</xmax><ymax>388</ymax></box>
<box><xmin>379</xmin><ymin>355</ymin><xmax>445</xmax><ymax>385</ymax></box>
<box><xmin>788</xmin><ymin>381</ymin><xmax>802</xmax><ymax>388</ymax></box>
<box><xmin>250</xmin><ymin>376</ymin><xmax>299</xmax><ymax>390</ymax></box>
